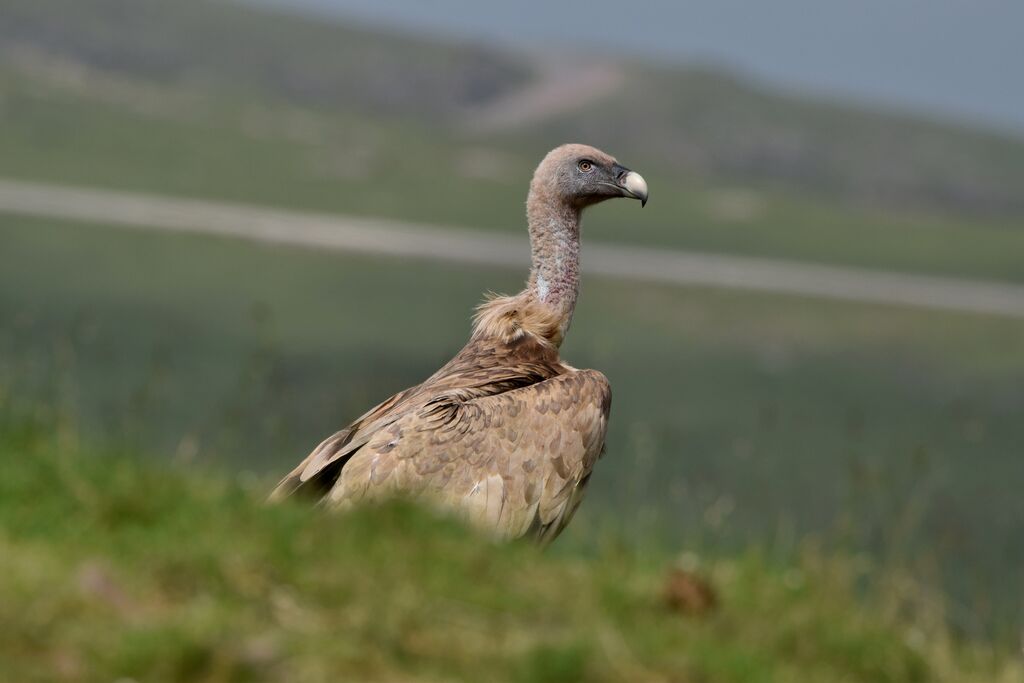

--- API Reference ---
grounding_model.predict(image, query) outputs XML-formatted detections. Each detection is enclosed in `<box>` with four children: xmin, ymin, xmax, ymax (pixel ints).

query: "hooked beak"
<box><xmin>622</xmin><ymin>171</ymin><xmax>649</xmax><ymax>207</ymax></box>
<box><xmin>611</xmin><ymin>164</ymin><xmax>649</xmax><ymax>206</ymax></box>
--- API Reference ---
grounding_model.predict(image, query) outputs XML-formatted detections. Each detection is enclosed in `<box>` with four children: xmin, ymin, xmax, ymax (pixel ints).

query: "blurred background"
<box><xmin>1</xmin><ymin>0</ymin><xmax>1022</xmax><ymax>662</ymax></box>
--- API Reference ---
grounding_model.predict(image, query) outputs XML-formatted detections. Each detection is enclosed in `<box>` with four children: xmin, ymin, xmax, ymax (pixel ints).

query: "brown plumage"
<box><xmin>270</xmin><ymin>144</ymin><xmax>648</xmax><ymax>543</ymax></box>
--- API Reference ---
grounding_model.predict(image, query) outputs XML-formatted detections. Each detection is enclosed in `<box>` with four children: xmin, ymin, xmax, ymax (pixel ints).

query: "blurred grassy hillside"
<box><xmin>3</xmin><ymin>0</ymin><xmax>1024</xmax><ymax>283</ymax></box>
<box><xmin>0</xmin><ymin>0</ymin><xmax>529</xmax><ymax>120</ymax></box>
<box><xmin>1</xmin><ymin>422</ymin><xmax>1022</xmax><ymax>682</ymax></box>
<box><xmin>5</xmin><ymin>0</ymin><xmax>1024</xmax><ymax>217</ymax></box>
<box><xmin>1</xmin><ymin>0</ymin><xmax>1023</xmax><ymax>649</ymax></box>
<box><xmin>3</xmin><ymin>65</ymin><xmax>1024</xmax><ymax>282</ymax></box>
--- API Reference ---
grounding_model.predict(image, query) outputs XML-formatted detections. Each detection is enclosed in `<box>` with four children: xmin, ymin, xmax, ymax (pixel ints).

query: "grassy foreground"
<box><xmin>1</xmin><ymin>423</ymin><xmax>1020</xmax><ymax>683</ymax></box>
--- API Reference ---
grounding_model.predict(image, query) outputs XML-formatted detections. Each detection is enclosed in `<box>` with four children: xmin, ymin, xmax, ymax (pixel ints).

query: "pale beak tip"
<box><xmin>623</xmin><ymin>171</ymin><xmax>649</xmax><ymax>206</ymax></box>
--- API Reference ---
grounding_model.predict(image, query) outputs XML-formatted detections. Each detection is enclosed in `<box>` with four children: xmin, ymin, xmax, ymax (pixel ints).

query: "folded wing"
<box><xmin>323</xmin><ymin>369</ymin><xmax>611</xmax><ymax>543</ymax></box>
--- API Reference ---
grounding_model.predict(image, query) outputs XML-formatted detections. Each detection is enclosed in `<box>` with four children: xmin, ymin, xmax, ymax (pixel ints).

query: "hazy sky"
<box><xmin>256</xmin><ymin>0</ymin><xmax>1024</xmax><ymax>134</ymax></box>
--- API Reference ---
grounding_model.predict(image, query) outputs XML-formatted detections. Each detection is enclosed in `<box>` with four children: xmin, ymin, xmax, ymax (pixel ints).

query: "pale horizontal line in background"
<box><xmin>1</xmin><ymin>178</ymin><xmax>1022</xmax><ymax>319</ymax></box>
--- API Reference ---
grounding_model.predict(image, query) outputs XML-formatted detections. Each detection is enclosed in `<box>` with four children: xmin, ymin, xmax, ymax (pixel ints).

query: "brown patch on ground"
<box><xmin>663</xmin><ymin>566</ymin><xmax>718</xmax><ymax>616</ymax></box>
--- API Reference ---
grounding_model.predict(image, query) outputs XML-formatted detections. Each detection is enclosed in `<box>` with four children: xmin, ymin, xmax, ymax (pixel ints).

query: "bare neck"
<box><xmin>524</xmin><ymin>186</ymin><xmax>581</xmax><ymax>340</ymax></box>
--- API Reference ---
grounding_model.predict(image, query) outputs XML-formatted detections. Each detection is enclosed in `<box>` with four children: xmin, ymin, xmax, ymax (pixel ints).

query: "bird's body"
<box><xmin>270</xmin><ymin>144</ymin><xmax>648</xmax><ymax>544</ymax></box>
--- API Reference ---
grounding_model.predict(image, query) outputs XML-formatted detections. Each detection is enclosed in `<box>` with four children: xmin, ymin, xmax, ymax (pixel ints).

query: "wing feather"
<box><xmin>269</xmin><ymin>334</ymin><xmax>563</xmax><ymax>502</ymax></box>
<box><xmin>268</xmin><ymin>388</ymin><xmax>416</xmax><ymax>501</ymax></box>
<box><xmin>324</xmin><ymin>369</ymin><xmax>611</xmax><ymax>543</ymax></box>
<box><xmin>269</xmin><ymin>332</ymin><xmax>611</xmax><ymax>544</ymax></box>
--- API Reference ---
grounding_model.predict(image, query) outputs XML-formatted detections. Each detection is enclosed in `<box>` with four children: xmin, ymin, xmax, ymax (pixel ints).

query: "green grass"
<box><xmin>2</xmin><ymin>214</ymin><xmax>1023</xmax><ymax>635</ymax></box>
<box><xmin>1</xmin><ymin>421</ymin><xmax>1020</xmax><ymax>682</ymax></box>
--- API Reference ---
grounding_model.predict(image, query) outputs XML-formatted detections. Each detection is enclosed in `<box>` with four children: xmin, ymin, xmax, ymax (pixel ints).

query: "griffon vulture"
<box><xmin>270</xmin><ymin>144</ymin><xmax>648</xmax><ymax>544</ymax></box>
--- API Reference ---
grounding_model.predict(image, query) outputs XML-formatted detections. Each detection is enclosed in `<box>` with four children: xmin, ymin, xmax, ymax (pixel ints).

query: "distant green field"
<box><xmin>2</xmin><ymin>70</ymin><xmax>1024</xmax><ymax>282</ymax></box>
<box><xmin>7</xmin><ymin>0</ymin><xmax>1024</xmax><ymax>217</ymax></box>
<box><xmin>4</xmin><ymin>431</ymin><xmax>1020</xmax><ymax>682</ymax></box>
<box><xmin>3</xmin><ymin>214</ymin><xmax>1022</xmax><ymax>634</ymax></box>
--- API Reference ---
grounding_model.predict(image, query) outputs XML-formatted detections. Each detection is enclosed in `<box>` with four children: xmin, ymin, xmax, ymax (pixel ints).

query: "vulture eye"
<box><xmin>578</xmin><ymin>160</ymin><xmax>593</xmax><ymax>173</ymax></box>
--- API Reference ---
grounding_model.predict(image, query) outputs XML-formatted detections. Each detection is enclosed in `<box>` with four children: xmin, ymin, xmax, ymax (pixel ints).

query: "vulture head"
<box><xmin>531</xmin><ymin>143</ymin><xmax>648</xmax><ymax>209</ymax></box>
